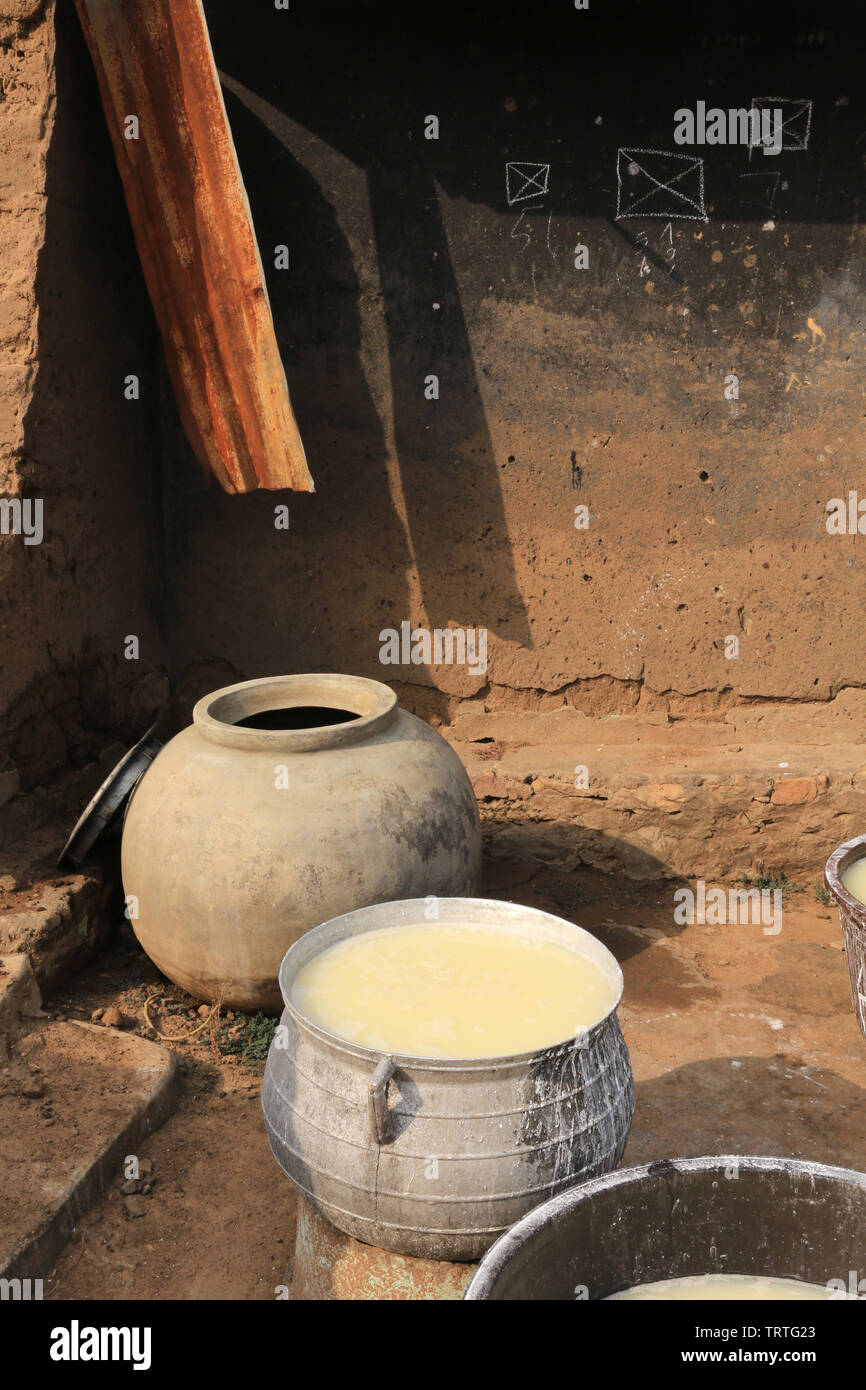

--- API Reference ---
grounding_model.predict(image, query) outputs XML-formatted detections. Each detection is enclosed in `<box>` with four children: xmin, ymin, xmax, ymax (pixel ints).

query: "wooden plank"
<box><xmin>74</xmin><ymin>0</ymin><xmax>313</xmax><ymax>494</ymax></box>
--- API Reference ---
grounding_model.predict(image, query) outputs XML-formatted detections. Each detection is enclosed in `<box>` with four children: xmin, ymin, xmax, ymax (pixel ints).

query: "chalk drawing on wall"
<box><xmin>616</xmin><ymin>148</ymin><xmax>708</xmax><ymax>221</ymax></box>
<box><xmin>739</xmin><ymin>170</ymin><xmax>782</xmax><ymax>210</ymax></box>
<box><xmin>750</xmin><ymin>97</ymin><xmax>813</xmax><ymax>152</ymax></box>
<box><xmin>506</xmin><ymin>161</ymin><xmax>551</xmax><ymax>205</ymax></box>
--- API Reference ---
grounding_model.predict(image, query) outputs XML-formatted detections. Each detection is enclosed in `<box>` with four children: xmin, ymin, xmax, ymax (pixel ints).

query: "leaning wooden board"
<box><xmin>75</xmin><ymin>0</ymin><xmax>313</xmax><ymax>494</ymax></box>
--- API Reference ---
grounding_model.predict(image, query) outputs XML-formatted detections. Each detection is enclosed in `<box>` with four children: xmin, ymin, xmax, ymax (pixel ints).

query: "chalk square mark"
<box><xmin>751</xmin><ymin>97</ymin><xmax>812</xmax><ymax>152</ymax></box>
<box><xmin>506</xmin><ymin>161</ymin><xmax>550</xmax><ymax>205</ymax></box>
<box><xmin>616</xmin><ymin>148</ymin><xmax>707</xmax><ymax>222</ymax></box>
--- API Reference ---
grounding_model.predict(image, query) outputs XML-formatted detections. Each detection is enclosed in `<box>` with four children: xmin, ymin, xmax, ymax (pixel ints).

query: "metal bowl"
<box><xmin>263</xmin><ymin>897</ymin><xmax>634</xmax><ymax>1260</ymax></box>
<box><xmin>464</xmin><ymin>1156</ymin><xmax>866</xmax><ymax>1299</ymax></box>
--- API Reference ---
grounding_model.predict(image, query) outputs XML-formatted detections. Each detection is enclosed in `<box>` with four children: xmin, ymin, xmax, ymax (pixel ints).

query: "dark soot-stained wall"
<box><xmin>158</xmin><ymin>0</ymin><xmax>866</xmax><ymax>711</ymax></box>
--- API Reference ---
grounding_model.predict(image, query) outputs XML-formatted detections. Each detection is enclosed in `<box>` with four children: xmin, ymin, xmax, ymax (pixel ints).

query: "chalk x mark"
<box><xmin>616</xmin><ymin>148</ymin><xmax>707</xmax><ymax>222</ymax></box>
<box><xmin>750</xmin><ymin>97</ymin><xmax>812</xmax><ymax>154</ymax></box>
<box><xmin>506</xmin><ymin>161</ymin><xmax>550</xmax><ymax>206</ymax></box>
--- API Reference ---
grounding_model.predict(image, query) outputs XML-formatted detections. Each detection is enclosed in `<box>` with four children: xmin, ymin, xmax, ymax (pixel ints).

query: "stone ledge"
<box><xmin>0</xmin><ymin>746</ymin><xmax>128</xmax><ymax>992</ymax></box>
<box><xmin>444</xmin><ymin>707</ymin><xmax>866</xmax><ymax>881</ymax></box>
<box><xmin>0</xmin><ymin>860</ymin><xmax>119</xmax><ymax>992</ymax></box>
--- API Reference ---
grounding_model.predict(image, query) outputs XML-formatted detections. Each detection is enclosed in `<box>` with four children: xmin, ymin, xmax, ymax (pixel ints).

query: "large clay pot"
<box><xmin>121</xmin><ymin>674</ymin><xmax>482</xmax><ymax>1011</ymax></box>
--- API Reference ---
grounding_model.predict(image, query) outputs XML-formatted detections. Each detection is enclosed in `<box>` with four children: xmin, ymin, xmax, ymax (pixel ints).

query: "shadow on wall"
<box><xmin>223</xmin><ymin>84</ymin><xmax>529</xmax><ymax>639</ymax></box>
<box><xmin>180</xmin><ymin>0</ymin><xmax>540</xmax><ymax>668</ymax></box>
<box><xmin>3</xmin><ymin>2</ymin><xmax>166</xmax><ymax>796</ymax></box>
<box><xmin>212</xmin><ymin>86</ymin><xmax>412</xmax><ymax>633</ymax></box>
<box><xmin>221</xmin><ymin>80</ymin><xmax>529</xmax><ymax>646</ymax></box>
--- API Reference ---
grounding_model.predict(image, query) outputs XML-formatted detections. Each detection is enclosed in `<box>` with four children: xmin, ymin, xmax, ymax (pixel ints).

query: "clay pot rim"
<box><xmin>192</xmin><ymin>673</ymin><xmax>398</xmax><ymax>751</ymax></box>
<box><xmin>278</xmin><ymin>895</ymin><xmax>626</xmax><ymax>1070</ymax></box>
<box><xmin>824</xmin><ymin>832</ymin><xmax>866</xmax><ymax>919</ymax></box>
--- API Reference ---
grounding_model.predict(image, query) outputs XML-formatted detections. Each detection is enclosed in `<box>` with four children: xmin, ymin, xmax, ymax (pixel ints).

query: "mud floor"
<box><xmin>41</xmin><ymin>857</ymin><xmax>866</xmax><ymax>1301</ymax></box>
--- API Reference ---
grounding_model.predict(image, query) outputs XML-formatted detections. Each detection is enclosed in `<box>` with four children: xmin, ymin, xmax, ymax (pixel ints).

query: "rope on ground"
<box><xmin>143</xmin><ymin>992</ymin><xmax>220</xmax><ymax>1041</ymax></box>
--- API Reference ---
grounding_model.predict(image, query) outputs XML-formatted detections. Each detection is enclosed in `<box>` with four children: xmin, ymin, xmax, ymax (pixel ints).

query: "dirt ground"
<box><xmin>40</xmin><ymin>856</ymin><xmax>866</xmax><ymax>1301</ymax></box>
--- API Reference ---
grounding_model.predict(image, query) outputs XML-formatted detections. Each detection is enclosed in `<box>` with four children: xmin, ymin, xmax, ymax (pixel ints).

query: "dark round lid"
<box><xmin>58</xmin><ymin>723</ymin><xmax>162</xmax><ymax>866</ymax></box>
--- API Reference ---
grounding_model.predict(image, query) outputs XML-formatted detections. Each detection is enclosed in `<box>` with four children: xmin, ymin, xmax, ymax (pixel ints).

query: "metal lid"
<box><xmin>58</xmin><ymin>723</ymin><xmax>162</xmax><ymax>866</ymax></box>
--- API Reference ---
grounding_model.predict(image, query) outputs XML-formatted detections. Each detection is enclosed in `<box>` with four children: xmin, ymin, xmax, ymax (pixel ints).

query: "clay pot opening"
<box><xmin>234</xmin><ymin>706</ymin><xmax>361</xmax><ymax>731</ymax></box>
<box><xmin>192</xmin><ymin>674</ymin><xmax>398</xmax><ymax>752</ymax></box>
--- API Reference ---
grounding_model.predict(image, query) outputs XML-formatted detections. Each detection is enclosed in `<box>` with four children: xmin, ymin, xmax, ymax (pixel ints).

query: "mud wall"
<box><xmin>152</xmin><ymin>0</ymin><xmax>866</xmax><ymax>717</ymax></box>
<box><xmin>5</xmin><ymin>0</ymin><xmax>866</xmax><ymax>819</ymax></box>
<box><xmin>0</xmin><ymin>0</ymin><xmax>166</xmax><ymax>805</ymax></box>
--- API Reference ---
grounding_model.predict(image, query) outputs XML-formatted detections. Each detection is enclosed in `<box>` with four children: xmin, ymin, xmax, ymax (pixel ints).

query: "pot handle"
<box><xmin>368</xmin><ymin>1055</ymin><xmax>396</xmax><ymax>1145</ymax></box>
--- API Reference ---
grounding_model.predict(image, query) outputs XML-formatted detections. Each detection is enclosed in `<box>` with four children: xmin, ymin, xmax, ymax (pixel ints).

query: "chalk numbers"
<box><xmin>635</xmin><ymin>223</ymin><xmax>676</xmax><ymax>277</ymax></box>
<box><xmin>510</xmin><ymin>208</ymin><xmax>560</xmax><ymax>260</ymax></box>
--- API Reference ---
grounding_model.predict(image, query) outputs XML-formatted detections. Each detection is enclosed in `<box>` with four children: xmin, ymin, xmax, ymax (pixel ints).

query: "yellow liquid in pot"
<box><xmin>842</xmin><ymin>856</ymin><xmax>866</xmax><ymax>906</ymax></box>
<box><xmin>290</xmin><ymin>922</ymin><xmax>617</xmax><ymax>1059</ymax></box>
<box><xmin>607</xmin><ymin>1274</ymin><xmax>843</xmax><ymax>1300</ymax></box>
